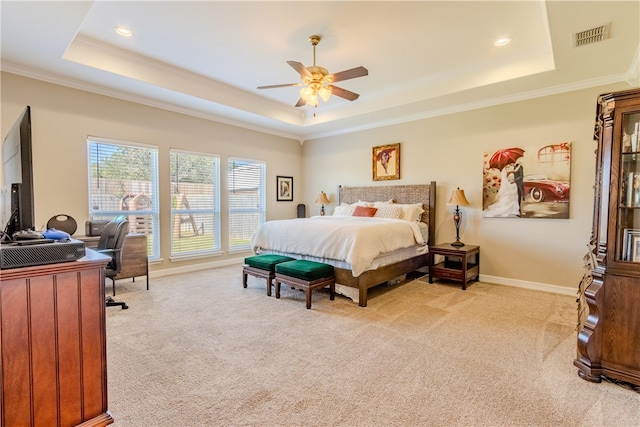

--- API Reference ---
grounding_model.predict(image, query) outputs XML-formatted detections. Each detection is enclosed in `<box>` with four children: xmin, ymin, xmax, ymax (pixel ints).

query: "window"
<box><xmin>87</xmin><ymin>138</ymin><xmax>160</xmax><ymax>259</ymax></box>
<box><xmin>228</xmin><ymin>157</ymin><xmax>266</xmax><ymax>253</ymax></box>
<box><xmin>170</xmin><ymin>149</ymin><xmax>220</xmax><ymax>258</ymax></box>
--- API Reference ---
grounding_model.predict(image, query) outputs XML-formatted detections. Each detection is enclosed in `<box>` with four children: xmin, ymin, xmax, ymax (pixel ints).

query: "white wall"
<box><xmin>302</xmin><ymin>83</ymin><xmax>630</xmax><ymax>291</ymax></box>
<box><xmin>1</xmin><ymin>72</ymin><xmax>302</xmax><ymax>272</ymax></box>
<box><xmin>2</xmin><ymin>71</ymin><xmax>632</xmax><ymax>291</ymax></box>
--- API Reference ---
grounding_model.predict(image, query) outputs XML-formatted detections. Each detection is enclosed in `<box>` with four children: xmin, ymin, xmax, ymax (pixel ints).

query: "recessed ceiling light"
<box><xmin>115</xmin><ymin>26</ymin><xmax>132</xmax><ymax>37</ymax></box>
<box><xmin>495</xmin><ymin>38</ymin><xmax>511</xmax><ymax>47</ymax></box>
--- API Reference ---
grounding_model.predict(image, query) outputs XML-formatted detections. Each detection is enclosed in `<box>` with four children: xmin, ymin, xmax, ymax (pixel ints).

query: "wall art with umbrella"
<box><xmin>482</xmin><ymin>142</ymin><xmax>571</xmax><ymax>219</ymax></box>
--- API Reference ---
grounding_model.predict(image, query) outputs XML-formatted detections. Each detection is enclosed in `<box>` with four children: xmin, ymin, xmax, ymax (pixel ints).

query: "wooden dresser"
<box><xmin>0</xmin><ymin>250</ymin><xmax>113</xmax><ymax>426</ymax></box>
<box><xmin>76</xmin><ymin>233</ymin><xmax>149</xmax><ymax>293</ymax></box>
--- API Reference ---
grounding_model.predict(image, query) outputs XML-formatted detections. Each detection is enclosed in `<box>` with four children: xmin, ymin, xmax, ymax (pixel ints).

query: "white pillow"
<box><xmin>394</xmin><ymin>203</ymin><xmax>425</xmax><ymax>222</ymax></box>
<box><xmin>374</xmin><ymin>205</ymin><xmax>404</xmax><ymax>219</ymax></box>
<box><xmin>333</xmin><ymin>203</ymin><xmax>356</xmax><ymax>216</ymax></box>
<box><xmin>357</xmin><ymin>199</ymin><xmax>393</xmax><ymax>207</ymax></box>
<box><xmin>373</xmin><ymin>200</ymin><xmax>394</xmax><ymax>208</ymax></box>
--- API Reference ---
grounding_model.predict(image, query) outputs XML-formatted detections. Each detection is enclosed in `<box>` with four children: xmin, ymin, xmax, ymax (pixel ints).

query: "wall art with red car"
<box><xmin>482</xmin><ymin>142</ymin><xmax>571</xmax><ymax>219</ymax></box>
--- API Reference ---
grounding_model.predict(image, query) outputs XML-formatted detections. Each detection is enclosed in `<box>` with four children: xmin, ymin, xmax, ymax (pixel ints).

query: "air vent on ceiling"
<box><xmin>573</xmin><ymin>23</ymin><xmax>610</xmax><ymax>47</ymax></box>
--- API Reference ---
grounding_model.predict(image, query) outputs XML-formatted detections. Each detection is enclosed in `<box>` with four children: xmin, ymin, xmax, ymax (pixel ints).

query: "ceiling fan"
<box><xmin>257</xmin><ymin>35</ymin><xmax>368</xmax><ymax>108</ymax></box>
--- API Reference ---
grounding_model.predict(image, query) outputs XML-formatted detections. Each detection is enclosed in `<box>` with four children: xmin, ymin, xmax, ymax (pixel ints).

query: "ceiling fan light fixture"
<box><xmin>300</xmin><ymin>86</ymin><xmax>312</xmax><ymax>98</ymax></box>
<box><xmin>300</xmin><ymin>87</ymin><xmax>318</xmax><ymax>106</ymax></box>
<box><xmin>318</xmin><ymin>86</ymin><xmax>331</xmax><ymax>102</ymax></box>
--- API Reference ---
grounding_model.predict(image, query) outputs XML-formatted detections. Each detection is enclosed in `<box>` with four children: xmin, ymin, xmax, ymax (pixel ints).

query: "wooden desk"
<box><xmin>0</xmin><ymin>250</ymin><xmax>114</xmax><ymax>426</ymax></box>
<box><xmin>76</xmin><ymin>233</ymin><xmax>149</xmax><ymax>295</ymax></box>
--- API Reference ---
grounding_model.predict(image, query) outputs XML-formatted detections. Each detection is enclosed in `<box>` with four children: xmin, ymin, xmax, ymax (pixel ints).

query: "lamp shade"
<box><xmin>447</xmin><ymin>188</ymin><xmax>470</xmax><ymax>207</ymax></box>
<box><xmin>315</xmin><ymin>191</ymin><xmax>330</xmax><ymax>205</ymax></box>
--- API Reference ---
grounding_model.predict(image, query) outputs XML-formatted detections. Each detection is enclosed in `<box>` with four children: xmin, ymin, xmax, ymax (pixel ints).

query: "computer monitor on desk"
<box><xmin>1</xmin><ymin>106</ymin><xmax>35</xmax><ymax>241</ymax></box>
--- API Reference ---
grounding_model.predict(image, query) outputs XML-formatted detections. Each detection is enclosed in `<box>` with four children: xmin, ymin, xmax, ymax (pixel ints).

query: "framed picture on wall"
<box><xmin>276</xmin><ymin>176</ymin><xmax>293</xmax><ymax>201</ymax></box>
<box><xmin>372</xmin><ymin>143</ymin><xmax>400</xmax><ymax>181</ymax></box>
<box><xmin>482</xmin><ymin>142</ymin><xmax>571</xmax><ymax>219</ymax></box>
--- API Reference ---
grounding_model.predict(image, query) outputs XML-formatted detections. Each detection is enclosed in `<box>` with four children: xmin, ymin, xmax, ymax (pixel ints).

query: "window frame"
<box><xmin>227</xmin><ymin>157</ymin><xmax>266</xmax><ymax>253</ymax></box>
<box><xmin>87</xmin><ymin>136</ymin><xmax>160</xmax><ymax>260</ymax></box>
<box><xmin>169</xmin><ymin>148</ymin><xmax>221</xmax><ymax>259</ymax></box>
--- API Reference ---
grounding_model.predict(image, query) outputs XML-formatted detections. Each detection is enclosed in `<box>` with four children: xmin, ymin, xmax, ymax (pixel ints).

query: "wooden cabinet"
<box><xmin>0</xmin><ymin>251</ymin><xmax>113</xmax><ymax>426</ymax></box>
<box><xmin>428</xmin><ymin>243</ymin><xmax>480</xmax><ymax>290</ymax></box>
<box><xmin>575</xmin><ymin>88</ymin><xmax>640</xmax><ymax>387</ymax></box>
<box><xmin>77</xmin><ymin>233</ymin><xmax>149</xmax><ymax>294</ymax></box>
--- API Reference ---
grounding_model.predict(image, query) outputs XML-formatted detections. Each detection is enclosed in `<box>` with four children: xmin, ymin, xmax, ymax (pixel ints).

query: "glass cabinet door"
<box><xmin>617</xmin><ymin>111</ymin><xmax>640</xmax><ymax>262</ymax></box>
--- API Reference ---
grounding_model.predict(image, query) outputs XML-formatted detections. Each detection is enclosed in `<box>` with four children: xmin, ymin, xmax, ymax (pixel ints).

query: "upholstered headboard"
<box><xmin>337</xmin><ymin>182</ymin><xmax>436</xmax><ymax>245</ymax></box>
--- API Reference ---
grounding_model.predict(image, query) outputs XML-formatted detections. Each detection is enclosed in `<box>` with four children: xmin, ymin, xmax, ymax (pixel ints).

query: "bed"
<box><xmin>252</xmin><ymin>182</ymin><xmax>436</xmax><ymax>307</ymax></box>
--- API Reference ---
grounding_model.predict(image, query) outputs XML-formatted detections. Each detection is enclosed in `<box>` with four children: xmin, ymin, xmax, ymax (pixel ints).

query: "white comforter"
<box><xmin>251</xmin><ymin>216</ymin><xmax>425</xmax><ymax>277</ymax></box>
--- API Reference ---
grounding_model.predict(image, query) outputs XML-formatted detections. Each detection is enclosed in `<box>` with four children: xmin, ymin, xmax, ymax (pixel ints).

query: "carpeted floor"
<box><xmin>106</xmin><ymin>266</ymin><xmax>640</xmax><ymax>426</ymax></box>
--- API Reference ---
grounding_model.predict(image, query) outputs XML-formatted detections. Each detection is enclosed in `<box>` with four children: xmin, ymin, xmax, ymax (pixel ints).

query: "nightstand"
<box><xmin>428</xmin><ymin>243</ymin><xmax>480</xmax><ymax>290</ymax></box>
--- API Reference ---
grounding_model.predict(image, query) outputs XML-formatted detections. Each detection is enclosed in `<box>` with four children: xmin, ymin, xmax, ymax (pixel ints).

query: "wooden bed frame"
<box><xmin>335</xmin><ymin>182</ymin><xmax>436</xmax><ymax>307</ymax></box>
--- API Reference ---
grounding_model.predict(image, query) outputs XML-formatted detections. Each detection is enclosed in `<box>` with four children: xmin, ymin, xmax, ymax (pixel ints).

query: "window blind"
<box><xmin>170</xmin><ymin>149</ymin><xmax>220</xmax><ymax>257</ymax></box>
<box><xmin>228</xmin><ymin>157</ymin><xmax>266</xmax><ymax>252</ymax></box>
<box><xmin>87</xmin><ymin>138</ymin><xmax>159</xmax><ymax>259</ymax></box>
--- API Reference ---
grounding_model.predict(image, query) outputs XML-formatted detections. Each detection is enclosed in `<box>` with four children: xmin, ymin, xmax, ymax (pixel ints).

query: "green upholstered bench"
<box><xmin>274</xmin><ymin>260</ymin><xmax>336</xmax><ymax>309</ymax></box>
<box><xmin>243</xmin><ymin>254</ymin><xmax>295</xmax><ymax>296</ymax></box>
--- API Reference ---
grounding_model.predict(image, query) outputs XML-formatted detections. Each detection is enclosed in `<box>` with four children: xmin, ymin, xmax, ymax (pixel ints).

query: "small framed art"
<box><xmin>372</xmin><ymin>143</ymin><xmax>400</xmax><ymax>181</ymax></box>
<box><xmin>276</xmin><ymin>176</ymin><xmax>293</xmax><ymax>201</ymax></box>
<box><xmin>633</xmin><ymin>235</ymin><xmax>640</xmax><ymax>262</ymax></box>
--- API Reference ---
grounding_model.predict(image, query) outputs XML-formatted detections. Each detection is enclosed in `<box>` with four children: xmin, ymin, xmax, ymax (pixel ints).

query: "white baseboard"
<box><xmin>149</xmin><ymin>257</ymin><xmax>245</xmax><ymax>279</ymax></box>
<box><xmin>479</xmin><ymin>274</ymin><xmax>576</xmax><ymax>296</ymax></box>
<box><xmin>145</xmin><ymin>261</ymin><xmax>576</xmax><ymax>297</ymax></box>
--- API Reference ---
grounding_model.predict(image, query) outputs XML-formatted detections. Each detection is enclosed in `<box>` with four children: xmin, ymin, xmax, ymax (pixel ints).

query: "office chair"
<box><xmin>95</xmin><ymin>218</ymin><xmax>129</xmax><ymax>309</ymax></box>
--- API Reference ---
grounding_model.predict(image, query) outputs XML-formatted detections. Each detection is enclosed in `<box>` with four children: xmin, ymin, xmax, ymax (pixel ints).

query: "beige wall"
<box><xmin>302</xmin><ymin>83</ymin><xmax>630</xmax><ymax>292</ymax></box>
<box><xmin>1</xmin><ymin>72</ymin><xmax>302</xmax><ymax>272</ymax></box>
<box><xmin>2</xmin><ymin>71</ymin><xmax>632</xmax><ymax>291</ymax></box>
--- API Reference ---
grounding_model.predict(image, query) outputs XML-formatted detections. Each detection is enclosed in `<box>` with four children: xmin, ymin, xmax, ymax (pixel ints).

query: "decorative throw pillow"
<box><xmin>353</xmin><ymin>206</ymin><xmax>378</xmax><ymax>217</ymax></box>
<box><xmin>374</xmin><ymin>205</ymin><xmax>404</xmax><ymax>219</ymax></box>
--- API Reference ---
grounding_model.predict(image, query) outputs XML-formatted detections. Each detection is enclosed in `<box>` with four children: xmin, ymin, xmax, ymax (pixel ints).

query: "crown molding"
<box><xmin>1</xmin><ymin>62</ymin><xmax>630</xmax><ymax>143</ymax></box>
<box><xmin>0</xmin><ymin>62</ymin><xmax>305</xmax><ymax>141</ymax></box>
<box><xmin>303</xmin><ymin>73</ymin><xmax>629</xmax><ymax>141</ymax></box>
<box><xmin>625</xmin><ymin>44</ymin><xmax>640</xmax><ymax>87</ymax></box>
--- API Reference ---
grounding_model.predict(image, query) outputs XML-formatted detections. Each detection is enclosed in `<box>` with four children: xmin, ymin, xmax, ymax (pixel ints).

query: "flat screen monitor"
<box><xmin>1</xmin><ymin>106</ymin><xmax>35</xmax><ymax>240</ymax></box>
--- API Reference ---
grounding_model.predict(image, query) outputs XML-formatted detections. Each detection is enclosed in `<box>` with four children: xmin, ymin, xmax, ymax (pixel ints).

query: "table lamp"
<box><xmin>315</xmin><ymin>191</ymin><xmax>330</xmax><ymax>216</ymax></box>
<box><xmin>447</xmin><ymin>187</ymin><xmax>470</xmax><ymax>247</ymax></box>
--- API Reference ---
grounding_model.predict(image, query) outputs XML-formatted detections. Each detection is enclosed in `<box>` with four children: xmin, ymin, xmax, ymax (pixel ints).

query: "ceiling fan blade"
<box><xmin>287</xmin><ymin>61</ymin><xmax>311</xmax><ymax>78</ymax></box>
<box><xmin>328</xmin><ymin>85</ymin><xmax>360</xmax><ymax>101</ymax></box>
<box><xmin>294</xmin><ymin>97</ymin><xmax>306</xmax><ymax>107</ymax></box>
<box><xmin>329</xmin><ymin>66</ymin><xmax>368</xmax><ymax>83</ymax></box>
<box><xmin>257</xmin><ymin>83</ymin><xmax>302</xmax><ymax>89</ymax></box>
